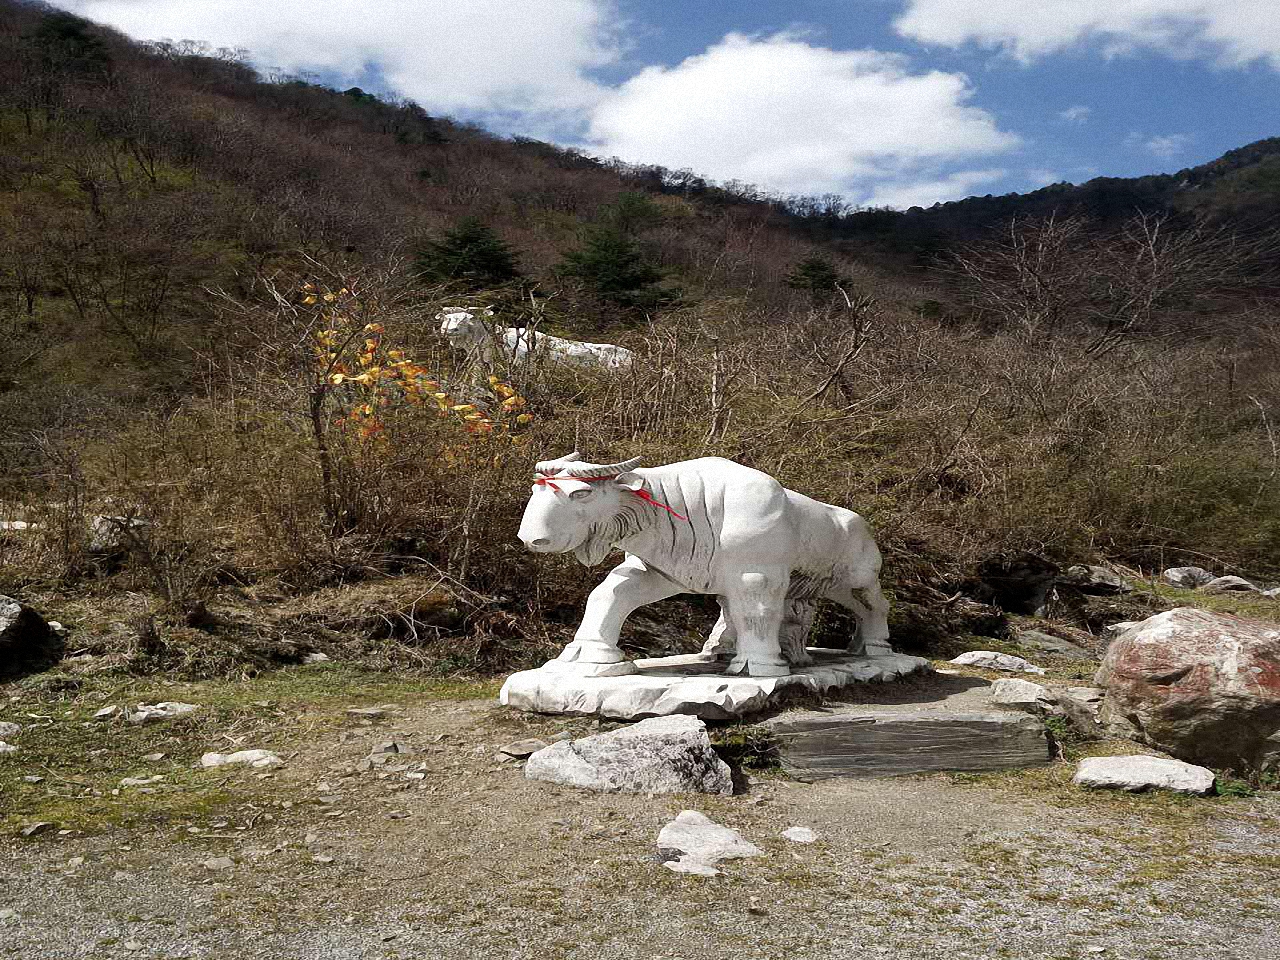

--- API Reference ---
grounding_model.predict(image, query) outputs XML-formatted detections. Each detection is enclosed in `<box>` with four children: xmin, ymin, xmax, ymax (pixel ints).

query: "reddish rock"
<box><xmin>1097</xmin><ymin>608</ymin><xmax>1280</xmax><ymax>773</ymax></box>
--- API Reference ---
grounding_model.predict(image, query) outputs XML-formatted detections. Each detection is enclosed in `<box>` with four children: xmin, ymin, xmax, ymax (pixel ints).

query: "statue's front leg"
<box><xmin>724</xmin><ymin>568</ymin><xmax>791</xmax><ymax>678</ymax></box>
<box><xmin>553</xmin><ymin>557</ymin><xmax>682</xmax><ymax>670</ymax></box>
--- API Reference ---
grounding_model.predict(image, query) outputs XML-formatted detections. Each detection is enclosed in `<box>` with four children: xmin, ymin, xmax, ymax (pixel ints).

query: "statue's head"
<box><xmin>436</xmin><ymin>307</ymin><xmax>493</xmax><ymax>344</ymax></box>
<box><xmin>517</xmin><ymin>452</ymin><xmax>645</xmax><ymax>566</ymax></box>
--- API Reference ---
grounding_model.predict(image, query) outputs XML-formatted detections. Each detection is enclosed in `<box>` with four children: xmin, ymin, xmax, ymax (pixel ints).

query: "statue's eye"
<box><xmin>568</xmin><ymin>488</ymin><xmax>592</xmax><ymax>501</ymax></box>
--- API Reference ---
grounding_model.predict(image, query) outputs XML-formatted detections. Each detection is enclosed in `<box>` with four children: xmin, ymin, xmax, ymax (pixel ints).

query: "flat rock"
<box><xmin>949</xmin><ymin>651</ymin><xmax>1045</xmax><ymax>674</ymax></box>
<box><xmin>1014</xmin><ymin>629</ymin><xmax>1094</xmax><ymax>660</ymax></box>
<box><xmin>1163</xmin><ymin>566</ymin><xmax>1215</xmax><ymax>589</ymax></box>
<box><xmin>200</xmin><ymin>749</ymin><xmax>282</xmax><ymax>769</ymax></box>
<box><xmin>657</xmin><ymin>810</ymin><xmax>763</xmax><ymax>876</ymax></box>
<box><xmin>524</xmin><ymin>715</ymin><xmax>733</xmax><ymax>795</ymax></box>
<box><xmin>990</xmin><ymin>678</ymin><xmax>1060</xmax><ymax>716</ymax></box>
<box><xmin>1073</xmin><ymin>755</ymin><xmax>1215</xmax><ymax>795</ymax></box>
<box><xmin>1202</xmin><ymin>575</ymin><xmax>1259</xmax><ymax>594</ymax></box>
<box><xmin>762</xmin><ymin>710</ymin><xmax>1051</xmax><ymax>780</ymax></box>
<box><xmin>501</xmin><ymin>648</ymin><xmax>930</xmax><ymax>721</ymax></box>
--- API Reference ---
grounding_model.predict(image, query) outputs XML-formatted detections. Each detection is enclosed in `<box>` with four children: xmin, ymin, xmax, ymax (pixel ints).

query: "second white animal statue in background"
<box><xmin>517</xmin><ymin>452</ymin><xmax>895</xmax><ymax>678</ymax></box>
<box><xmin>437</xmin><ymin>307</ymin><xmax>634</xmax><ymax>370</ymax></box>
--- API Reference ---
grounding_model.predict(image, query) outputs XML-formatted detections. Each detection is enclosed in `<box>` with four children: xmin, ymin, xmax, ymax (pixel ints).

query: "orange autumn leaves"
<box><xmin>303</xmin><ymin>283</ymin><xmax>532</xmax><ymax>442</ymax></box>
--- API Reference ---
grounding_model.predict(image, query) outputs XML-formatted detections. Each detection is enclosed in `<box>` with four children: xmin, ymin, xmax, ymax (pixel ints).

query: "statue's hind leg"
<box><xmin>701</xmin><ymin>599</ymin><xmax>736</xmax><ymax>659</ymax></box>
<box><xmin>825</xmin><ymin>580</ymin><xmax>892</xmax><ymax>657</ymax></box>
<box><xmin>778</xmin><ymin>598</ymin><xmax>816</xmax><ymax>666</ymax></box>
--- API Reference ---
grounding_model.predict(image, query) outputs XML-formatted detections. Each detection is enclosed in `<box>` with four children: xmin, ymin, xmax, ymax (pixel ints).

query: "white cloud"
<box><xmin>894</xmin><ymin>0</ymin><xmax>1280</xmax><ymax>68</ymax></box>
<box><xmin>585</xmin><ymin>33</ymin><xmax>1019</xmax><ymax>206</ymax></box>
<box><xmin>1126</xmin><ymin>132</ymin><xmax>1192</xmax><ymax>158</ymax></box>
<box><xmin>1025</xmin><ymin>168</ymin><xmax>1063</xmax><ymax>187</ymax></box>
<box><xmin>55</xmin><ymin>0</ymin><xmax>619</xmax><ymax>117</ymax></box>
<box><xmin>1059</xmin><ymin>105</ymin><xmax>1092</xmax><ymax>124</ymax></box>
<box><xmin>865</xmin><ymin>169</ymin><xmax>1008</xmax><ymax>209</ymax></box>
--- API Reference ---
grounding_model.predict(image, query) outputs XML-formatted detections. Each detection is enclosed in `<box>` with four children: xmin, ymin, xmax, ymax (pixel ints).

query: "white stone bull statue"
<box><xmin>517</xmin><ymin>453</ymin><xmax>894</xmax><ymax>678</ymax></box>
<box><xmin>437</xmin><ymin>307</ymin><xmax>634</xmax><ymax>370</ymax></box>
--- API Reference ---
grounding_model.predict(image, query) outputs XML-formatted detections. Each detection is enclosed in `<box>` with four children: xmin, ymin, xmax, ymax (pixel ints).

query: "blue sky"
<box><xmin>56</xmin><ymin>0</ymin><xmax>1280</xmax><ymax>208</ymax></box>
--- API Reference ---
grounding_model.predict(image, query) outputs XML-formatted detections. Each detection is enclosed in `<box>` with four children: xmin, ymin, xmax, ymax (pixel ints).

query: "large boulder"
<box><xmin>523</xmin><ymin>715</ymin><xmax>733</xmax><ymax>795</ymax></box>
<box><xmin>0</xmin><ymin>596</ymin><xmax>63</xmax><ymax>680</ymax></box>
<box><xmin>1097</xmin><ymin>608</ymin><xmax>1280</xmax><ymax>772</ymax></box>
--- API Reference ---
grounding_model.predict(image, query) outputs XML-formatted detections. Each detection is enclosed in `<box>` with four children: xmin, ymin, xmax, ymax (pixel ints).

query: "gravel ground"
<box><xmin>2</xmin><ymin>697</ymin><xmax>1278</xmax><ymax>960</ymax></box>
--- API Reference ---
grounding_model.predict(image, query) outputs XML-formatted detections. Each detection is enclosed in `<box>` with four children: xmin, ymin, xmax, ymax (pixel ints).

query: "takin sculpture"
<box><xmin>437</xmin><ymin>307</ymin><xmax>634</xmax><ymax>370</ymax></box>
<box><xmin>517</xmin><ymin>452</ymin><xmax>895</xmax><ymax>678</ymax></box>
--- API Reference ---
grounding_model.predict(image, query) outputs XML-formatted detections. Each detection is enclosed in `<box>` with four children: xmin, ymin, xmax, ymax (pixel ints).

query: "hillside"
<box><xmin>816</xmin><ymin>137</ymin><xmax>1280</xmax><ymax>263</ymax></box>
<box><xmin>0</xmin><ymin>0</ymin><xmax>1278</xmax><ymax>677</ymax></box>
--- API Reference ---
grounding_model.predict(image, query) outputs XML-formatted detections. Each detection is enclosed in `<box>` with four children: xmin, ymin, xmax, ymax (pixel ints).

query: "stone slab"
<box><xmin>499</xmin><ymin>648</ymin><xmax>930</xmax><ymax>721</ymax></box>
<box><xmin>761</xmin><ymin>710</ymin><xmax>1051</xmax><ymax>780</ymax></box>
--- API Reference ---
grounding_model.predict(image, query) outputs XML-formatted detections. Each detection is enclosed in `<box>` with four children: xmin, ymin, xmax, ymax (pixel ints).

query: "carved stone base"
<box><xmin>499</xmin><ymin>648</ymin><xmax>931</xmax><ymax>721</ymax></box>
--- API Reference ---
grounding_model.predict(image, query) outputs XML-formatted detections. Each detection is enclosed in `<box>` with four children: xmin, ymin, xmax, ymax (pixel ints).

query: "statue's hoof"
<box><xmin>859</xmin><ymin>642</ymin><xmax>895</xmax><ymax>658</ymax></box>
<box><xmin>542</xmin><ymin>659</ymin><xmax>637</xmax><ymax>677</ymax></box>
<box><xmin>727</xmin><ymin>658</ymin><xmax>791</xmax><ymax>678</ymax></box>
<box><xmin>557</xmin><ymin>640</ymin><xmax>625</xmax><ymax>664</ymax></box>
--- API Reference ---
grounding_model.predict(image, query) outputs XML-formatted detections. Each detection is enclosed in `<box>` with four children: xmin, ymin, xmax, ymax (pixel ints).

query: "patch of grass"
<box><xmin>710</xmin><ymin>723</ymin><xmax>780</xmax><ymax>772</ymax></box>
<box><xmin>1144</xmin><ymin>581</ymin><xmax>1280</xmax><ymax>623</ymax></box>
<box><xmin>0</xmin><ymin>663</ymin><xmax>500</xmax><ymax>834</ymax></box>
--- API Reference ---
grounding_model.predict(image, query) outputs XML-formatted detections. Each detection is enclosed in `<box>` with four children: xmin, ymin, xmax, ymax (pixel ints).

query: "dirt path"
<box><xmin>2</xmin><ymin>690</ymin><xmax>1278</xmax><ymax>960</ymax></box>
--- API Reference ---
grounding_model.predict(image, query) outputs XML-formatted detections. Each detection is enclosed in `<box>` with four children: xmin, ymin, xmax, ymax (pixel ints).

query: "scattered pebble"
<box><xmin>19</xmin><ymin>822</ymin><xmax>56</xmax><ymax>838</ymax></box>
<box><xmin>127</xmin><ymin>702</ymin><xmax>199</xmax><ymax>725</ymax></box>
<box><xmin>782</xmin><ymin>826</ymin><xmax>817</xmax><ymax>844</ymax></box>
<box><xmin>202</xmin><ymin>857</ymin><xmax>234</xmax><ymax>871</ymax></box>
<box><xmin>200</xmin><ymin>749</ymin><xmax>283</xmax><ymax>769</ymax></box>
<box><xmin>0</xmin><ymin>721</ymin><xmax>21</xmax><ymax>739</ymax></box>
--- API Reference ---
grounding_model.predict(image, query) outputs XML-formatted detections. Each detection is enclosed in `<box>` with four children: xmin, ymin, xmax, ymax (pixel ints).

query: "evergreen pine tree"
<box><xmin>558</xmin><ymin>226</ymin><xmax>663</xmax><ymax>305</ymax></box>
<box><xmin>415</xmin><ymin>218</ymin><xmax>521</xmax><ymax>288</ymax></box>
<box><xmin>786</xmin><ymin>255</ymin><xmax>844</xmax><ymax>298</ymax></box>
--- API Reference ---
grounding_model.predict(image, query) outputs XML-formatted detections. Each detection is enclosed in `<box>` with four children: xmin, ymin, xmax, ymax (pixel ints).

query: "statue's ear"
<box><xmin>614</xmin><ymin>471</ymin><xmax>645</xmax><ymax>491</ymax></box>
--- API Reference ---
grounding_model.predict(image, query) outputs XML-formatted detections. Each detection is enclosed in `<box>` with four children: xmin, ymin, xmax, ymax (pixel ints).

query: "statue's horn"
<box><xmin>561</xmin><ymin>457</ymin><xmax>643</xmax><ymax>479</ymax></box>
<box><xmin>534</xmin><ymin>451</ymin><xmax>583</xmax><ymax>476</ymax></box>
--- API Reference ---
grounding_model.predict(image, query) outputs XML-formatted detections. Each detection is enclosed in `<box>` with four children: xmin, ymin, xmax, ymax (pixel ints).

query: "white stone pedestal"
<box><xmin>499</xmin><ymin>648</ymin><xmax>931</xmax><ymax>721</ymax></box>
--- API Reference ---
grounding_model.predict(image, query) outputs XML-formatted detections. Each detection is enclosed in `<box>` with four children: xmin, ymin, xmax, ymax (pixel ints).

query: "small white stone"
<box><xmin>200</xmin><ymin>749</ymin><xmax>283</xmax><ymax>769</ymax></box>
<box><xmin>0</xmin><ymin>742</ymin><xmax>18</xmax><ymax>755</ymax></box>
<box><xmin>782</xmin><ymin>826</ymin><xmax>817</xmax><ymax>844</ymax></box>
<box><xmin>657</xmin><ymin>810</ymin><xmax>763</xmax><ymax>876</ymax></box>
<box><xmin>93</xmin><ymin>706</ymin><xmax>120</xmax><ymax>721</ymax></box>
<box><xmin>127</xmin><ymin>702</ymin><xmax>199</xmax><ymax>725</ymax></box>
<box><xmin>303</xmin><ymin>652</ymin><xmax>331</xmax><ymax>663</ymax></box>
<box><xmin>0</xmin><ymin>721</ymin><xmax>20</xmax><ymax>739</ymax></box>
<box><xmin>202</xmin><ymin>857</ymin><xmax>234</xmax><ymax>871</ymax></box>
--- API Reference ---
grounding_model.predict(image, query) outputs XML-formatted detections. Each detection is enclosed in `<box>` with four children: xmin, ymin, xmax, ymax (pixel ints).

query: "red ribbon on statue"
<box><xmin>534</xmin><ymin>473</ymin><xmax>689</xmax><ymax>521</ymax></box>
